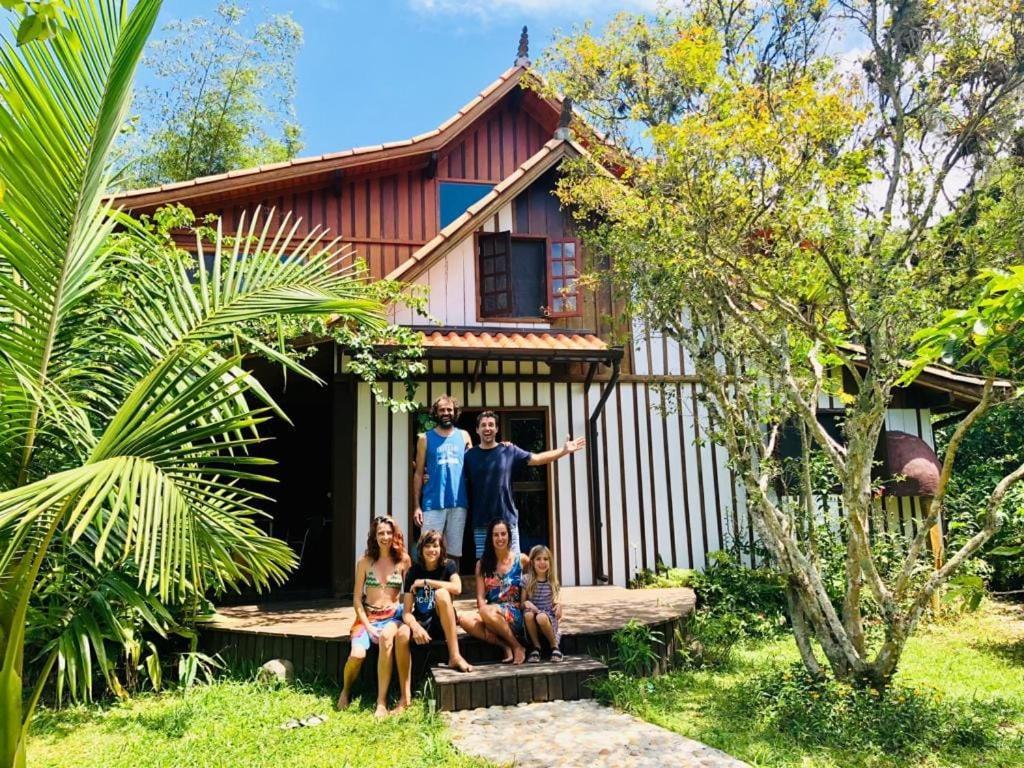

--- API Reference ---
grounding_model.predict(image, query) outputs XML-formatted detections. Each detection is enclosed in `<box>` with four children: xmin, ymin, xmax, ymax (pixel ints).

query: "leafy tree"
<box><xmin>0</xmin><ymin>2</ymin><xmax>389</xmax><ymax>766</ymax></box>
<box><xmin>120</xmin><ymin>1</ymin><xmax>303</xmax><ymax>187</ymax></box>
<box><xmin>539</xmin><ymin>1</ymin><xmax>1024</xmax><ymax>688</ymax></box>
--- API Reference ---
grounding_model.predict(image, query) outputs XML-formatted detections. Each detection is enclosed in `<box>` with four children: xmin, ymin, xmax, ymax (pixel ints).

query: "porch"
<box><xmin>200</xmin><ymin>585</ymin><xmax>695</xmax><ymax>684</ymax></box>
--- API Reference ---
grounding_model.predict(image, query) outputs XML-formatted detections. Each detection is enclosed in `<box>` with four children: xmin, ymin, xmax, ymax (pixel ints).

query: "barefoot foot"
<box><xmin>512</xmin><ymin>646</ymin><xmax>526</xmax><ymax>665</ymax></box>
<box><xmin>373</xmin><ymin>703</ymin><xmax>389</xmax><ymax>719</ymax></box>
<box><xmin>450</xmin><ymin>656</ymin><xmax>474</xmax><ymax>673</ymax></box>
<box><xmin>393</xmin><ymin>697</ymin><xmax>411</xmax><ymax>715</ymax></box>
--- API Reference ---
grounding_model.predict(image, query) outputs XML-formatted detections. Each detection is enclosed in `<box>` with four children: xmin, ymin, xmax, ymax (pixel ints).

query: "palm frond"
<box><xmin>0</xmin><ymin>0</ymin><xmax>161</xmax><ymax>488</ymax></box>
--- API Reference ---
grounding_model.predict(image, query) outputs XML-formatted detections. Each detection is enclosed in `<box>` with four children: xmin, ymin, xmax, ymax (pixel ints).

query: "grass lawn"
<box><xmin>598</xmin><ymin>600</ymin><xmax>1024</xmax><ymax>768</ymax></box>
<box><xmin>28</xmin><ymin>679</ymin><xmax>495</xmax><ymax>768</ymax></box>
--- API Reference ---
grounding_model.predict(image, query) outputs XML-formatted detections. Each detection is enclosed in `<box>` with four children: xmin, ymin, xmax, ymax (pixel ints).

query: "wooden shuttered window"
<box><xmin>478</xmin><ymin>231</ymin><xmax>513</xmax><ymax>317</ymax></box>
<box><xmin>477</xmin><ymin>233</ymin><xmax>584</xmax><ymax>320</ymax></box>
<box><xmin>547</xmin><ymin>238</ymin><xmax>582</xmax><ymax>318</ymax></box>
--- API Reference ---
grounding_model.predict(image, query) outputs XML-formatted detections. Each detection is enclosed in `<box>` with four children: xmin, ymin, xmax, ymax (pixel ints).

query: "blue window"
<box><xmin>439</xmin><ymin>182</ymin><xmax>493</xmax><ymax>228</ymax></box>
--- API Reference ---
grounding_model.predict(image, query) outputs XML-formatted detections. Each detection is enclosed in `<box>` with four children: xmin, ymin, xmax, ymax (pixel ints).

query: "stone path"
<box><xmin>444</xmin><ymin>699</ymin><xmax>750</xmax><ymax>768</ymax></box>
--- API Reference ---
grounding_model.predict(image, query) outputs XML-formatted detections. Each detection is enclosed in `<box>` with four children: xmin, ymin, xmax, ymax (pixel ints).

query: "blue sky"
<box><xmin>146</xmin><ymin>1</ymin><xmax>658</xmax><ymax>157</ymax></box>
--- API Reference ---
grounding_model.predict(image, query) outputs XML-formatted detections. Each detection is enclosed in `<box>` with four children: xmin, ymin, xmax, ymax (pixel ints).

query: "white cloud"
<box><xmin>409</xmin><ymin>0</ymin><xmax>665</xmax><ymax>19</ymax></box>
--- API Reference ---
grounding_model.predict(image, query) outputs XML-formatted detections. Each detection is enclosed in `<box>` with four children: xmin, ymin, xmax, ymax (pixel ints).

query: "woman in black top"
<box><xmin>403</xmin><ymin>529</ymin><xmax>473</xmax><ymax>672</ymax></box>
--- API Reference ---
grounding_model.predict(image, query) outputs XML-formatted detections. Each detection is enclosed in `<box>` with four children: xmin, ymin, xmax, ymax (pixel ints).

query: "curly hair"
<box><xmin>365</xmin><ymin>516</ymin><xmax>406</xmax><ymax>564</ymax></box>
<box><xmin>479</xmin><ymin>518</ymin><xmax>511</xmax><ymax>576</ymax></box>
<box><xmin>429</xmin><ymin>394</ymin><xmax>461</xmax><ymax>422</ymax></box>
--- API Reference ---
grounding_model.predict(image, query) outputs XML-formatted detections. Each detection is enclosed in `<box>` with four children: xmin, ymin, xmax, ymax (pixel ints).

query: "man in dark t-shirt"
<box><xmin>464</xmin><ymin>410</ymin><xmax>586</xmax><ymax>556</ymax></box>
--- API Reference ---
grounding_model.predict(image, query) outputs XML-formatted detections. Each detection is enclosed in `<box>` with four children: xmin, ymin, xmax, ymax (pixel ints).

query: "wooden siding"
<box><xmin>154</xmin><ymin>88</ymin><xmax>554</xmax><ymax>281</ymax></box>
<box><xmin>438</xmin><ymin>100</ymin><xmax>551</xmax><ymax>183</ymax></box>
<box><xmin>390</xmin><ymin>203</ymin><xmax>538</xmax><ymax>328</ymax></box>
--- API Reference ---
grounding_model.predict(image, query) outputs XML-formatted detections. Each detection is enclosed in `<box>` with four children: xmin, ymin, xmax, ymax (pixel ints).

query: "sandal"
<box><xmin>551</xmin><ymin>649</ymin><xmax>563</xmax><ymax>662</ymax></box>
<box><xmin>280</xmin><ymin>719</ymin><xmax>302</xmax><ymax>730</ymax></box>
<box><xmin>527</xmin><ymin>650</ymin><xmax>541</xmax><ymax>663</ymax></box>
<box><xmin>300</xmin><ymin>714</ymin><xmax>327</xmax><ymax>727</ymax></box>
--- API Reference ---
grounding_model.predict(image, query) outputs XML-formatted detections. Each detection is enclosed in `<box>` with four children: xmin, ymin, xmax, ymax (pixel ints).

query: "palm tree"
<box><xmin>0</xmin><ymin>3</ymin><xmax>387</xmax><ymax>766</ymax></box>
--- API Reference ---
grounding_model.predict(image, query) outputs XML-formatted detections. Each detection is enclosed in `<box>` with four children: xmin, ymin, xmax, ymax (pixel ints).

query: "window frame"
<box><xmin>545</xmin><ymin>237</ymin><xmax>583</xmax><ymax>319</ymax></box>
<box><xmin>475</xmin><ymin>232</ymin><xmax>585</xmax><ymax>323</ymax></box>
<box><xmin>476</xmin><ymin>230</ymin><xmax>515</xmax><ymax>319</ymax></box>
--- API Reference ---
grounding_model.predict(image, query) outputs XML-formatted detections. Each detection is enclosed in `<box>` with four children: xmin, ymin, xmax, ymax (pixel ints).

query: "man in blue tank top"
<box><xmin>464</xmin><ymin>410</ymin><xmax>586</xmax><ymax>557</ymax></box>
<box><xmin>413</xmin><ymin>395</ymin><xmax>472</xmax><ymax>566</ymax></box>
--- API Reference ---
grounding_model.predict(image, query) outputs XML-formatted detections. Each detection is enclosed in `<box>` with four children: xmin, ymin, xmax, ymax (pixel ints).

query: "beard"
<box><xmin>438</xmin><ymin>414</ymin><xmax>453</xmax><ymax>427</ymax></box>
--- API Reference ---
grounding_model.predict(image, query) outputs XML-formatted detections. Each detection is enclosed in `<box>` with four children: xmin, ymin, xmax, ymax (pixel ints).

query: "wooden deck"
<box><xmin>200</xmin><ymin>586</ymin><xmax>695</xmax><ymax>685</ymax></box>
<box><xmin>205</xmin><ymin>586</ymin><xmax>695</xmax><ymax>640</ymax></box>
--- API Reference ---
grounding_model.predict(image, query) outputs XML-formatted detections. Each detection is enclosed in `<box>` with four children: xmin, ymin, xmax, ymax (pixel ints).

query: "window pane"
<box><xmin>495</xmin><ymin>274</ymin><xmax>507</xmax><ymax>290</ymax></box>
<box><xmin>564</xmin><ymin>296</ymin><xmax>576</xmax><ymax>312</ymax></box>
<box><xmin>552</xmin><ymin>242</ymin><xmax>562</xmax><ymax>258</ymax></box>
<box><xmin>496</xmin><ymin>293</ymin><xmax>508</xmax><ymax>310</ymax></box>
<box><xmin>494</xmin><ymin>256</ymin><xmax>506</xmax><ymax>271</ymax></box>
<box><xmin>552</xmin><ymin>298</ymin><xmax>565</xmax><ymax>313</ymax></box>
<box><xmin>564</xmin><ymin>259</ymin><xmax>576</xmax><ymax>276</ymax></box>
<box><xmin>440</xmin><ymin>182</ymin><xmax>493</xmax><ymax>228</ymax></box>
<box><xmin>483</xmin><ymin>258</ymin><xmax>494</xmax><ymax>275</ymax></box>
<box><xmin>553</xmin><ymin>278</ymin><xmax>563</xmax><ymax>293</ymax></box>
<box><xmin>484</xmin><ymin>276</ymin><xmax>494</xmax><ymax>293</ymax></box>
<box><xmin>552</xmin><ymin>260</ymin><xmax>562</xmax><ymax>277</ymax></box>
<box><xmin>564</xmin><ymin>242</ymin><xmax>576</xmax><ymax>258</ymax></box>
<box><xmin>484</xmin><ymin>296</ymin><xmax>496</xmax><ymax>311</ymax></box>
<box><xmin>510</xmin><ymin>238</ymin><xmax>546</xmax><ymax>318</ymax></box>
<box><xmin>565</xmin><ymin>278</ymin><xmax>577</xmax><ymax>294</ymax></box>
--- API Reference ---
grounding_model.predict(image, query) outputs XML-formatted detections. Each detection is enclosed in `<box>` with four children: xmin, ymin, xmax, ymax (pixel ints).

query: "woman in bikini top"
<box><xmin>337</xmin><ymin>516</ymin><xmax>413</xmax><ymax>718</ymax></box>
<box><xmin>363</xmin><ymin>563</ymin><xmax>404</xmax><ymax>610</ymax></box>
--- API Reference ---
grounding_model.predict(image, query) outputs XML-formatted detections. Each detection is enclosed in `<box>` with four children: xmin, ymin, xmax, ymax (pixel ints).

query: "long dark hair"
<box><xmin>417</xmin><ymin>528</ymin><xmax>449</xmax><ymax>569</ymax></box>
<box><xmin>365</xmin><ymin>516</ymin><xmax>406</xmax><ymax>564</ymax></box>
<box><xmin>480</xmin><ymin>518</ymin><xmax>510</xmax><ymax>576</ymax></box>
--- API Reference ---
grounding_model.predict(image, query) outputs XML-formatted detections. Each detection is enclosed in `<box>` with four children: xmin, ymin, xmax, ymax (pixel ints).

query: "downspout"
<box><xmin>587</xmin><ymin>352</ymin><xmax>621</xmax><ymax>584</ymax></box>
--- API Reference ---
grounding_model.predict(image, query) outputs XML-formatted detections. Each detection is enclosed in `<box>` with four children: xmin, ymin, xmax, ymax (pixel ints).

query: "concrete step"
<box><xmin>430</xmin><ymin>655</ymin><xmax>608</xmax><ymax>711</ymax></box>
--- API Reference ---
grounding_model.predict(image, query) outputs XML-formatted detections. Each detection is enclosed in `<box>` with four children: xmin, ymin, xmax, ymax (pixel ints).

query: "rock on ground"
<box><xmin>444</xmin><ymin>699</ymin><xmax>750</xmax><ymax>768</ymax></box>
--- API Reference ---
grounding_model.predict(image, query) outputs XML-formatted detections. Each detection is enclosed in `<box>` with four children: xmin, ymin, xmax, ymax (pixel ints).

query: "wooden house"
<box><xmin>114</xmin><ymin>40</ymin><xmax>990</xmax><ymax>598</ymax></box>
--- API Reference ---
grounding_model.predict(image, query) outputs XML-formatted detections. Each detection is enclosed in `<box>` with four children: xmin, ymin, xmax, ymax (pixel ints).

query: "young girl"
<box><xmin>523</xmin><ymin>545</ymin><xmax>563</xmax><ymax>662</ymax></box>
<box><xmin>402</xmin><ymin>529</ymin><xmax>473</xmax><ymax>672</ymax></box>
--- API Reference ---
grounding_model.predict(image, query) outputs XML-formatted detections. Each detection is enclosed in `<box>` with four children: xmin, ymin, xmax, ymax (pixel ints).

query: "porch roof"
<box><xmin>415</xmin><ymin>327</ymin><xmax>621</xmax><ymax>363</ymax></box>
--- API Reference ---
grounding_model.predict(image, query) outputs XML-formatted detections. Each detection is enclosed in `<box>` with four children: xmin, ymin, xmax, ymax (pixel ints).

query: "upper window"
<box><xmin>478</xmin><ymin>232</ymin><xmax>582</xmax><ymax>320</ymax></box>
<box><xmin>439</xmin><ymin>182</ymin><xmax>493</xmax><ymax>228</ymax></box>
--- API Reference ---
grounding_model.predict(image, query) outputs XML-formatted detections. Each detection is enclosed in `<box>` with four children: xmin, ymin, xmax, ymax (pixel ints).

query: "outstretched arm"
<box><xmin>528</xmin><ymin>435</ymin><xmax>586</xmax><ymax>466</ymax></box>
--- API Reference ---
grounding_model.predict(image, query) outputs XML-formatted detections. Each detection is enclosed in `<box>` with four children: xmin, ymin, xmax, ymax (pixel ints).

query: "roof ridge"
<box><xmin>114</xmin><ymin>64</ymin><xmax>536</xmax><ymax>203</ymax></box>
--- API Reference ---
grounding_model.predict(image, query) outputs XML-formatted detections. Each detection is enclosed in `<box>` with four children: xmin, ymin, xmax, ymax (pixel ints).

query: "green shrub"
<box><xmin>936</xmin><ymin>399</ymin><xmax>1024</xmax><ymax>592</ymax></box>
<box><xmin>689</xmin><ymin>551</ymin><xmax>788</xmax><ymax>639</ymax></box>
<box><xmin>733</xmin><ymin>663</ymin><xmax>1009</xmax><ymax>756</ymax></box>
<box><xmin>610</xmin><ymin>619</ymin><xmax>663</xmax><ymax>677</ymax></box>
<box><xmin>629</xmin><ymin>563</ymin><xmax>697</xmax><ymax>589</ymax></box>
<box><xmin>678</xmin><ymin>611</ymin><xmax>744</xmax><ymax>669</ymax></box>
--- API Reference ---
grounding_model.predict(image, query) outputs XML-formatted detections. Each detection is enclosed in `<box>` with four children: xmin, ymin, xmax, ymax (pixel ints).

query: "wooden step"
<box><xmin>430</xmin><ymin>655</ymin><xmax>608</xmax><ymax>712</ymax></box>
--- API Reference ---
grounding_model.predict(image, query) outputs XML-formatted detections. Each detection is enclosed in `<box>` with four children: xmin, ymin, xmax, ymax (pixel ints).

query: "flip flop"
<box><xmin>300</xmin><ymin>714</ymin><xmax>327</xmax><ymax>727</ymax></box>
<box><xmin>280</xmin><ymin>719</ymin><xmax>302</xmax><ymax>730</ymax></box>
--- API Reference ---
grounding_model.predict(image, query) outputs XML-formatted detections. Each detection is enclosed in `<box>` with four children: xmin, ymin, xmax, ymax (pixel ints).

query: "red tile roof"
<box><xmin>420</xmin><ymin>330</ymin><xmax>608</xmax><ymax>353</ymax></box>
